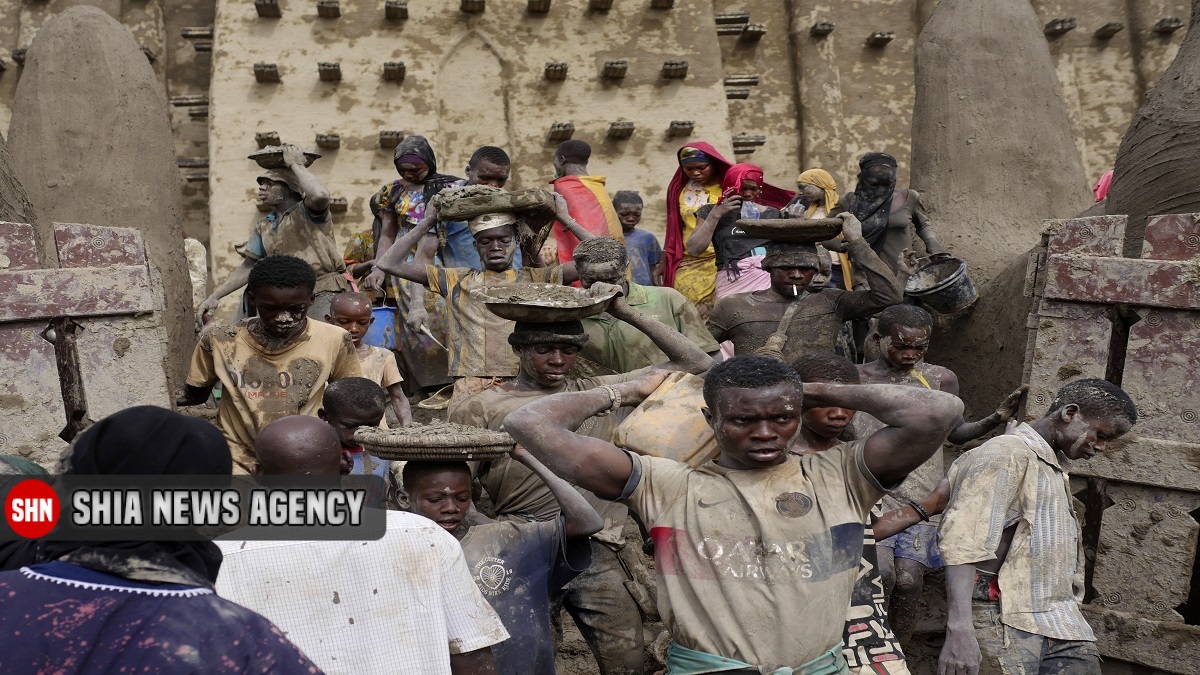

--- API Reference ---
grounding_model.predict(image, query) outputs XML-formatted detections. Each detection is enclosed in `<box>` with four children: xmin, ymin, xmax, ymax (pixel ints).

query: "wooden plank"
<box><xmin>1142</xmin><ymin>212</ymin><xmax>1200</xmax><ymax>261</ymax></box>
<box><xmin>76</xmin><ymin>316</ymin><xmax>172</xmax><ymax>420</ymax></box>
<box><xmin>1043</xmin><ymin>214</ymin><xmax>1126</xmax><ymax>257</ymax></box>
<box><xmin>0</xmin><ymin>221</ymin><xmax>40</xmax><ymax>271</ymax></box>
<box><xmin>1121</xmin><ymin>310</ymin><xmax>1200</xmax><ymax>444</ymax></box>
<box><xmin>0</xmin><ymin>267</ymin><xmax>153</xmax><ymax>322</ymax></box>
<box><xmin>1022</xmin><ymin>300</ymin><xmax>1111</xmax><ymax>423</ymax></box>
<box><xmin>1084</xmin><ymin>605</ymin><xmax>1200</xmax><ymax>673</ymax></box>
<box><xmin>1090</xmin><ymin>485</ymin><xmax>1200</xmax><ymax>621</ymax></box>
<box><xmin>53</xmin><ymin>223</ymin><xmax>146</xmax><ymax>269</ymax></box>
<box><xmin>1043</xmin><ymin>255</ymin><xmax>1200</xmax><ymax>309</ymax></box>
<box><xmin>1068</xmin><ymin>434</ymin><xmax>1200</xmax><ymax>492</ymax></box>
<box><xmin>0</xmin><ymin>323</ymin><xmax>69</xmax><ymax>465</ymax></box>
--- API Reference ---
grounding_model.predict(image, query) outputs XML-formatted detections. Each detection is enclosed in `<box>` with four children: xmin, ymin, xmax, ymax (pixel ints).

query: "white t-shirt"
<box><xmin>216</xmin><ymin>510</ymin><xmax>509</xmax><ymax>674</ymax></box>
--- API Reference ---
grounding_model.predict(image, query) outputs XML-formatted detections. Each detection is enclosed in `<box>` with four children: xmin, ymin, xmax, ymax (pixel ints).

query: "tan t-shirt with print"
<box><xmin>187</xmin><ymin>318</ymin><xmax>362</xmax><ymax>471</ymax></box>
<box><xmin>358</xmin><ymin>345</ymin><xmax>403</xmax><ymax>389</ymax></box>
<box><xmin>622</xmin><ymin>440</ymin><xmax>884</xmax><ymax>669</ymax></box>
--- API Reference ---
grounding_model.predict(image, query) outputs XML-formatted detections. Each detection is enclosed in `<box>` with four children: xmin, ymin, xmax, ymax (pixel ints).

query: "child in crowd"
<box><xmin>318</xmin><ymin>377</ymin><xmax>392</xmax><ymax>484</ymax></box>
<box><xmin>326</xmin><ymin>291</ymin><xmax>412</xmax><ymax>426</ymax></box>
<box><xmin>612</xmin><ymin>190</ymin><xmax>662</xmax><ymax>286</ymax></box>
<box><xmin>176</xmin><ymin>255</ymin><xmax>362</xmax><ymax>473</ymax></box>
<box><xmin>790</xmin><ymin>352</ymin><xmax>950</xmax><ymax>674</ymax></box>
<box><xmin>403</xmin><ymin>446</ymin><xmax>601</xmax><ymax>675</ymax></box>
<box><xmin>855</xmin><ymin>304</ymin><xmax>1026</xmax><ymax>645</ymax></box>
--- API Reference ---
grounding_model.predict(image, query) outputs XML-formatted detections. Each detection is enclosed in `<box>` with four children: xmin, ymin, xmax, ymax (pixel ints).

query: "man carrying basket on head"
<box><xmin>374</xmin><ymin>185</ymin><xmax>596</xmax><ymax>414</ymax></box>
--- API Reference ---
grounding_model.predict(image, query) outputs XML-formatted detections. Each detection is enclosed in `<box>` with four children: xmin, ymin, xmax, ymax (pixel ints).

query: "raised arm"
<box><xmin>374</xmin><ymin>215</ymin><xmax>438</xmax><ymax>285</ymax></box>
<box><xmin>946</xmin><ymin>384</ymin><xmax>1027</xmax><ymax>445</ymax></box>
<box><xmin>684</xmin><ymin>201</ymin><xmax>725</xmax><ymax>258</ymax></box>
<box><xmin>505</xmin><ymin>370</ymin><xmax>670</xmax><ymax>500</ymax></box>
<box><xmin>553</xmin><ymin>193</ymin><xmax>597</xmax><ymax>243</ymax></box>
<box><xmin>510</xmin><ymin>445</ymin><xmax>602</xmax><ymax>539</ymax></box>
<box><xmin>909</xmin><ymin>190</ymin><xmax>948</xmax><ymax>258</ymax></box>
<box><xmin>835</xmin><ymin>213</ymin><xmax>903</xmax><ymax>319</ymax></box>
<box><xmin>197</xmin><ymin>258</ymin><xmax>253</xmax><ymax>328</ymax></box>
<box><xmin>802</xmin><ymin>382</ymin><xmax>962</xmax><ymax>487</ymax></box>
<box><xmin>281</xmin><ymin>145</ymin><xmax>330</xmax><ymax>214</ymax></box>
<box><xmin>592</xmin><ymin>282</ymin><xmax>711</xmax><ymax>374</ymax></box>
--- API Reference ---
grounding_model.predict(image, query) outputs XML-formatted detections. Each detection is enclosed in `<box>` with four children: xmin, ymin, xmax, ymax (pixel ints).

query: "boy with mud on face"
<box><xmin>854</xmin><ymin>303</ymin><xmax>1027</xmax><ymax>647</ymax></box>
<box><xmin>450</xmin><ymin>281</ymin><xmax>712</xmax><ymax>675</ymax></box>
<box><xmin>374</xmin><ymin>189</ymin><xmax>596</xmax><ymax>414</ymax></box>
<box><xmin>177</xmin><ymin>255</ymin><xmax>362</xmax><ymax>474</ymax></box>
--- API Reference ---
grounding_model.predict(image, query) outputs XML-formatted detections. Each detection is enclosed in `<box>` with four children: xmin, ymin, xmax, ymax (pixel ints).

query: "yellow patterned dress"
<box><xmin>672</xmin><ymin>182</ymin><xmax>723</xmax><ymax>317</ymax></box>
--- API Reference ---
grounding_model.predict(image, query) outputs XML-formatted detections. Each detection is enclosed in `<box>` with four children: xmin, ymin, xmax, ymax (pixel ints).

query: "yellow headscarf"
<box><xmin>795</xmin><ymin>168</ymin><xmax>852</xmax><ymax>288</ymax></box>
<box><xmin>795</xmin><ymin>169</ymin><xmax>839</xmax><ymax>218</ymax></box>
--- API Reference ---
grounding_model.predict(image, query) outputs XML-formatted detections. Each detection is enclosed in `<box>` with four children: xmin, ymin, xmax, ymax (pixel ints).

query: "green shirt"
<box><xmin>580</xmin><ymin>283</ymin><xmax>719</xmax><ymax>374</ymax></box>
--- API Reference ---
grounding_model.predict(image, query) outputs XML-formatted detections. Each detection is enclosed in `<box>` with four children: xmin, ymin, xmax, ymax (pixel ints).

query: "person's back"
<box><xmin>550</xmin><ymin>140</ymin><xmax>624</xmax><ymax>269</ymax></box>
<box><xmin>0</xmin><ymin>406</ymin><xmax>320</xmax><ymax>675</ymax></box>
<box><xmin>215</xmin><ymin>416</ymin><xmax>508</xmax><ymax>674</ymax></box>
<box><xmin>1</xmin><ymin>561</ymin><xmax>318</xmax><ymax>675</ymax></box>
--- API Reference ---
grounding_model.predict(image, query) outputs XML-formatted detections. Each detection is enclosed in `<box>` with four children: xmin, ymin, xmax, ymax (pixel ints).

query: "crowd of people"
<box><xmin>0</xmin><ymin>137</ymin><xmax>1141</xmax><ymax>675</ymax></box>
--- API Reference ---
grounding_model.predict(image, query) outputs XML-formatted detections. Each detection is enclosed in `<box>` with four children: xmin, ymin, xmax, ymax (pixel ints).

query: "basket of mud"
<box><xmin>247</xmin><ymin>147</ymin><xmax>322</xmax><ymax>169</ymax></box>
<box><xmin>735</xmin><ymin>218</ymin><xmax>843</xmax><ymax>244</ymax></box>
<box><xmin>431</xmin><ymin>184</ymin><xmax>558</xmax><ymax>255</ymax></box>
<box><xmin>905</xmin><ymin>257</ymin><xmax>977</xmax><ymax>313</ymax></box>
<box><xmin>354</xmin><ymin>422</ymin><xmax>514</xmax><ymax>461</ymax></box>
<box><xmin>478</xmin><ymin>283</ymin><xmax>619</xmax><ymax>322</ymax></box>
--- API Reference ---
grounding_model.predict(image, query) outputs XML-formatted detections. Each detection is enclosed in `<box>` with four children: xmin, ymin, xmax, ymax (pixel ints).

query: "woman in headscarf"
<box><xmin>684</xmin><ymin>162</ymin><xmax>794</xmax><ymax>299</ymax></box>
<box><xmin>784</xmin><ymin>168</ymin><xmax>850</xmax><ymax>288</ymax></box>
<box><xmin>663</xmin><ymin>143</ymin><xmax>732</xmax><ymax>317</ymax></box>
<box><xmin>362</xmin><ymin>136</ymin><xmax>463</xmax><ymax>397</ymax></box>
<box><xmin>0</xmin><ymin>406</ymin><xmax>320</xmax><ymax>673</ymax></box>
<box><xmin>834</xmin><ymin>152</ymin><xmax>949</xmax><ymax>283</ymax></box>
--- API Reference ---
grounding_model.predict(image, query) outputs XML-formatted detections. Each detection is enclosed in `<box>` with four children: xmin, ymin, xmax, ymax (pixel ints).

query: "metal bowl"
<box><xmin>735</xmin><ymin>218</ymin><xmax>843</xmax><ymax>244</ymax></box>
<box><xmin>247</xmin><ymin>147</ymin><xmax>322</xmax><ymax>169</ymax></box>
<box><xmin>478</xmin><ymin>283</ymin><xmax>619</xmax><ymax>322</ymax></box>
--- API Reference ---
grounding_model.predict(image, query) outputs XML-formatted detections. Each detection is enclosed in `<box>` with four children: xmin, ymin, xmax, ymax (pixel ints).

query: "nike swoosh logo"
<box><xmin>697</xmin><ymin>498</ymin><xmax>729</xmax><ymax>508</ymax></box>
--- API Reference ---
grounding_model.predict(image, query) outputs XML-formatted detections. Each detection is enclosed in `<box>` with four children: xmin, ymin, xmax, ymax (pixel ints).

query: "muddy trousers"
<box><xmin>974</xmin><ymin>604</ymin><xmax>1100</xmax><ymax>675</ymax></box>
<box><xmin>553</xmin><ymin>541</ymin><xmax>645</xmax><ymax>675</ymax></box>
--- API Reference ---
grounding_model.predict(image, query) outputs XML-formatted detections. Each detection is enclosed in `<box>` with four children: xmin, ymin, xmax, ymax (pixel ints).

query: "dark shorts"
<box><xmin>877</xmin><ymin>521</ymin><xmax>944</xmax><ymax>569</ymax></box>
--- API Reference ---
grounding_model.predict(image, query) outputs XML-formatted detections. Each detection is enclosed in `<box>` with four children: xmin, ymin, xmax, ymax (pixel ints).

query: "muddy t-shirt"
<box><xmin>358</xmin><ymin>345</ymin><xmax>403</xmax><ymax>389</ymax></box>
<box><xmin>451</xmin><ymin>371</ymin><xmax>642</xmax><ymax>547</ymax></box>
<box><xmin>428</xmin><ymin>265</ymin><xmax>564</xmax><ymax>378</ymax></box>
<box><xmin>621</xmin><ymin>440</ymin><xmax>884</xmax><ymax>668</ymax></box>
<box><xmin>238</xmin><ymin>203</ymin><xmax>349</xmax><ymax>295</ymax></box>
<box><xmin>187</xmin><ymin>318</ymin><xmax>362</xmax><ymax>470</ymax></box>
<box><xmin>460</xmin><ymin>518</ymin><xmax>591</xmax><ymax>675</ymax></box>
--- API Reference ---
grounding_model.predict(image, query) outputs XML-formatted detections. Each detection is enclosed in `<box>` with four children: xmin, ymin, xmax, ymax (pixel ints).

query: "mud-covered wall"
<box><xmin>204</xmin><ymin>0</ymin><xmax>733</xmax><ymax>319</ymax></box>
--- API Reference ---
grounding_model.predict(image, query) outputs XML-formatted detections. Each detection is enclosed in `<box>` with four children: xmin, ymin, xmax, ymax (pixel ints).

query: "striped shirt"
<box><xmin>938</xmin><ymin>423</ymin><xmax>1094</xmax><ymax>641</ymax></box>
<box><xmin>427</xmin><ymin>265</ymin><xmax>564</xmax><ymax>377</ymax></box>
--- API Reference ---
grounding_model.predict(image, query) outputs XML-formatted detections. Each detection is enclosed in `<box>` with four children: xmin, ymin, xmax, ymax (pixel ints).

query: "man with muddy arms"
<box><xmin>505</xmin><ymin>355</ymin><xmax>963</xmax><ymax>674</ymax></box>
<box><xmin>937</xmin><ymin>379</ymin><xmax>1137</xmax><ymax>675</ymax></box>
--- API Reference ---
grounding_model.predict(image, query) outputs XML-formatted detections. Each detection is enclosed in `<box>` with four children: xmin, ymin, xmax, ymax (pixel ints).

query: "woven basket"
<box><xmin>354</xmin><ymin>423</ymin><xmax>514</xmax><ymax>461</ymax></box>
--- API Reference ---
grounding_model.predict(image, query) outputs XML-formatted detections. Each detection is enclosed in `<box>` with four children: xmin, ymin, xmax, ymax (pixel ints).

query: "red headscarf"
<box><xmin>663</xmin><ymin>145</ymin><xmax>792</xmax><ymax>286</ymax></box>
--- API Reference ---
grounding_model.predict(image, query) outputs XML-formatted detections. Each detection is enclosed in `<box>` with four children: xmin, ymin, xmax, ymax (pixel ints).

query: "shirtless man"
<box><xmin>938</xmin><ymin>379</ymin><xmax>1137</xmax><ymax>675</ymax></box>
<box><xmin>856</xmin><ymin>304</ymin><xmax>1026</xmax><ymax>645</ymax></box>
<box><xmin>504</xmin><ymin>355</ymin><xmax>963</xmax><ymax>673</ymax></box>
<box><xmin>707</xmin><ymin>213</ymin><xmax>900</xmax><ymax>363</ymax></box>
<box><xmin>834</xmin><ymin>152</ymin><xmax>949</xmax><ymax>280</ymax></box>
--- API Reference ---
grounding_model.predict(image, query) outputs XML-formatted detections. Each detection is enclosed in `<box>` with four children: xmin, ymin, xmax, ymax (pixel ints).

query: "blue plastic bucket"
<box><xmin>363</xmin><ymin>306</ymin><xmax>397</xmax><ymax>349</ymax></box>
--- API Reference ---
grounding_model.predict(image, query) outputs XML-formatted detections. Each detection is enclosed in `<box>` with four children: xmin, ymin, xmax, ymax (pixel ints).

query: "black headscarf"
<box><xmin>372</xmin><ymin>135</ymin><xmax>464</xmax><ymax>257</ymax></box>
<box><xmin>851</xmin><ymin>152</ymin><xmax>899</xmax><ymax>246</ymax></box>
<box><xmin>0</xmin><ymin>406</ymin><xmax>232</xmax><ymax>586</ymax></box>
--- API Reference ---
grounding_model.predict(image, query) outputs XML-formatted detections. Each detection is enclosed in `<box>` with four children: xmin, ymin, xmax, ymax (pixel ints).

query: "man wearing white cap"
<box><xmin>197</xmin><ymin>144</ymin><xmax>349</xmax><ymax>326</ymax></box>
<box><xmin>375</xmin><ymin>190</ymin><xmax>595</xmax><ymax>412</ymax></box>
